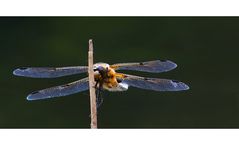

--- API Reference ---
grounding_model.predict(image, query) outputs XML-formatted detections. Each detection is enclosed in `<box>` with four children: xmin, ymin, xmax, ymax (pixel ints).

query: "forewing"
<box><xmin>122</xmin><ymin>74</ymin><xmax>189</xmax><ymax>91</ymax></box>
<box><xmin>13</xmin><ymin>66</ymin><xmax>88</xmax><ymax>78</ymax></box>
<box><xmin>110</xmin><ymin>60</ymin><xmax>177</xmax><ymax>73</ymax></box>
<box><xmin>27</xmin><ymin>77</ymin><xmax>89</xmax><ymax>100</ymax></box>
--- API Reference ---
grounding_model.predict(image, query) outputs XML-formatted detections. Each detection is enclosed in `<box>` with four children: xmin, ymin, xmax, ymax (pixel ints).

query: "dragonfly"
<box><xmin>13</xmin><ymin>60</ymin><xmax>189</xmax><ymax>109</ymax></box>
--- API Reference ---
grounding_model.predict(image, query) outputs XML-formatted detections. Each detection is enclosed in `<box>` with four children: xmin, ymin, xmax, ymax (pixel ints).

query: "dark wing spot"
<box><xmin>172</xmin><ymin>80</ymin><xmax>180</xmax><ymax>83</ymax></box>
<box><xmin>31</xmin><ymin>91</ymin><xmax>39</xmax><ymax>94</ymax></box>
<box><xmin>61</xmin><ymin>84</ymin><xmax>70</xmax><ymax>87</ymax></box>
<box><xmin>143</xmin><ymin>77</ymin><xmax>149</xmax><ymax>80</ymax></box>
<box><xmin>160</xmin><ymin>59</ymin><xmax>167</xmax><ymax>62</ymax></box>
<box><xmin>19</xmin><ymin>67</ymin><xmax>28</xmax><ymax>70</ymax></box>
<box><xmin>139</xmin><ymin>62</ymin><xmax>144</xmax><ymax>65</ymax></box>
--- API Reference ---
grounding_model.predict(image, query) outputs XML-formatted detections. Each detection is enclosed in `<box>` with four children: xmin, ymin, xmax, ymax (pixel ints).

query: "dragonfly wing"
<box><xmin>121</xmin><ymin>74</ymin><xmax>189</xmax><ymax>91</ymax></box>
<box><xmin>110</xmin><ymin>60</ymin><xmax>177</xmax><ymax>73</ymax></box>
<box><xmin>13</xmin><ymin>66</ymin><xmax>88</xmax><ymax>78</ymax></box>
<box><xmin>27</xmin><ymin>77</ymin><xmax>89</xmax><ymax>100</ymax></box>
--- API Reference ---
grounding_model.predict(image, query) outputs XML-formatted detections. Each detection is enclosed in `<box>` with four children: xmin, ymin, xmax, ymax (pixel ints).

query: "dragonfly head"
<box><xmin>94</xmin><ymin>66</ymin><xmax>105</xmax><ymax>72</ymax></box>
<box><xmin>93</xmin><ymin>63</ymin><xmax>110</xmax><ymax>75</ymax></box>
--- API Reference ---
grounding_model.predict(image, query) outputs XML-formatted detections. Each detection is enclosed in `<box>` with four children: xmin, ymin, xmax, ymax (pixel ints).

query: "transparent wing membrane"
<box><xmin>14</xmin><ymin>60</ymin><xmax>189</xmax><ymax>101</ymax></box>
<box><xmin>27</xmin><ymin>77</ymin><xmax>89</xmax><ymax>100</ymax></box>
<box><xmin>13</xmin><ymin>66</ymin><xmax>88</xmax><ymax>78</ymax></box>
<box><xmin>122</xmin><ymin>74</ymin><xmax>189</xmax><ymax>91</ymax></box>
<box><xmin>110</xmin><ymin>60</ymin><xmax>177</xmax><ymax>73</ymax></box>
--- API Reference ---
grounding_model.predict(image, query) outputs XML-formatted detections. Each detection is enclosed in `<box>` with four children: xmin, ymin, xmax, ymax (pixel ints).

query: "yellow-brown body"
<box><xmin>93</xmin><ymin>63</ymin><xmax>128</xmax><ymax>91</ymax></box>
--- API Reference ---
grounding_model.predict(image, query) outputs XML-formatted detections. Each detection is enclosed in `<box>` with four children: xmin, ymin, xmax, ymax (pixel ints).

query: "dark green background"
<box><xmin>1</xmin><ymin>17</ymin><xmax>238</xmax><ymax>128</ymax></box>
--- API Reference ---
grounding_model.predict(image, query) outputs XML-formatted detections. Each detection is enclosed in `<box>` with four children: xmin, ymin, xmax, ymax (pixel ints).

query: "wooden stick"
<box><xmin>88</xmin><ymin>39</ymin><xmax>97</xmax><ymax>129</ymax></box>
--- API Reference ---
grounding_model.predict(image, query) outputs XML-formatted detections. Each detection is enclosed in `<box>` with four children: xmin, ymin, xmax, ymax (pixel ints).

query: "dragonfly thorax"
<box><xmin>93</xmin><ymin>62</ymin><xmax>128</xmax><ymax>91</ymax></box>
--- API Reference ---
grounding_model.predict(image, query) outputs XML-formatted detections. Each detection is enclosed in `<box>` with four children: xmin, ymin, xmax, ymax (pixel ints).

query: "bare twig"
<box><xmin>88</xmin><ymin>39</ymin><xmax>97</xmax><ymax>129</ymax></box>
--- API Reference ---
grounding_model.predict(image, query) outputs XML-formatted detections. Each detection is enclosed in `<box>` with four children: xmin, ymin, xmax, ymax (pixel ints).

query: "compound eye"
<box><xmin>93</xmin><ymin>65</ymin><xmax>99</xmax><ymax>71</ymax></box>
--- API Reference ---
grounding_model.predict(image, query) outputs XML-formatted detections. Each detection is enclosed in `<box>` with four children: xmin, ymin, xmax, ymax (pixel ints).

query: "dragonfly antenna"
<box><xmin>88</xmin><ymin>39</ymin><xmax>97</xmax><ymax>129</ymax></box>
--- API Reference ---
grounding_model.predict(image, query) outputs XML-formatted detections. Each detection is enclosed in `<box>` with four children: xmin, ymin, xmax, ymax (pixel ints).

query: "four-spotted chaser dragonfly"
<box><xmin>13</xmin><ymin>60</ymin><xmax>189</xmax><ymax>108</ymax></box>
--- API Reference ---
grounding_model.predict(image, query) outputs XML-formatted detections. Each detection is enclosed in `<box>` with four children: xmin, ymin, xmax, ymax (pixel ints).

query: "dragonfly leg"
<box><xmin>94</xmin><ymin>80</ymin><xmax>99</xmax><ymax>89</ymax></box>
<box><xmin>96</xmin><ymin>83</ymin><xmax>104</xmax><ymax>111</ymax></box>
<box><xmin>88</xmin><ymin>81</ymin><xmax>103</xmax><ymax>117</ymax></box>
<box><xmin>88</xmin><ymin>86</ymin><xmax>102</xmax><ymax>117</ymax></box>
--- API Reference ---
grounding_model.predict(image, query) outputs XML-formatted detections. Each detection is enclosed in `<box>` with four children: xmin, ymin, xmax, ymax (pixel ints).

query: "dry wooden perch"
<box><xmin>88</xmin><ymin>39</ymin><xmax>97</xmax><ymax>129</ymax></box>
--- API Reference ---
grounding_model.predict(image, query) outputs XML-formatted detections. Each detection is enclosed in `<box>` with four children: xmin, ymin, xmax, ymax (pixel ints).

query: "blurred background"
<box><xmin>0</xmin><ymin>17</ymin><xmax>239</xmax><ymax>128</ymax></box>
